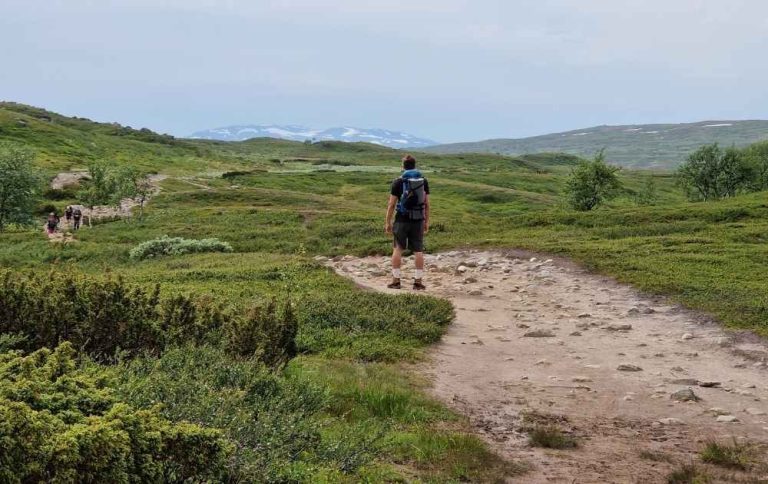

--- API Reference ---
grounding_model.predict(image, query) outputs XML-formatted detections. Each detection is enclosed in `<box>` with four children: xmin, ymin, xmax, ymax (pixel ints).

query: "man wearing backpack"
<box><xmin>385</xmin><ymin>154</ymin><xmax>430</xmax><ymax>290</ymax></box>
<box><xmin>72</xmin><ymin>207</ymin><xmax>82</xmax><ymax>230</ymax></box>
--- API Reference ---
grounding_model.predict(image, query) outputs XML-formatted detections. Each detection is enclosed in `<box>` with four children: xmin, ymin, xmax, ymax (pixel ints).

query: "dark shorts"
<box><xmin>393</xmin><ymin>219</ymin><xmax>424</xmax><ymax>252</ymax></box>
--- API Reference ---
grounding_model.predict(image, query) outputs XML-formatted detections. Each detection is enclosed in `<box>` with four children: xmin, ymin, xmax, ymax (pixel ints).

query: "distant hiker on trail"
<box><xmin>385</xmin><ymin>154</ymin><xmax>430</xmax><ymax>290</ymax></box>
<box><xmin>65</xmin><ymin>205</ymin><xmax>73</xmax><ymax>224</ymax></box>
<box><xmin>72</xmin><ymin>207</ymin><xmax>82</xmax><ymax>230</ymax></box>
<box><xmin>46</xmin><ymin>212</ymin><xmax>58</xmax><ymax>235</ymax></box>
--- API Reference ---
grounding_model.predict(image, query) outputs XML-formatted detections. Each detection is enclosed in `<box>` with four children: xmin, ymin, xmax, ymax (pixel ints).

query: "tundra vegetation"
<box><xmin>2</xmin><ymin>103</ymin><xmax>768</xmax><ymax>481</ymax></box>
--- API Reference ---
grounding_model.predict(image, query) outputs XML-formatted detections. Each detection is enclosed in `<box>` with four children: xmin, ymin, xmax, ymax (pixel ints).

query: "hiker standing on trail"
<box><xmin>46</xmin><ymin>212</ymin><xmax>58</xmax><ymax>235</ymax></box>
<box><xmin>385</xmin><ymin>154</ymin><xmax>430</xmax><ymax>290</ymax></box>
<box><xmin>72</xmin><ymin>207</ymin><xmax>82</xmax><ymax>231</ymax></box>
<box><xmin>65</xmin><ymin>206</ymin><xmax>73</xmax><ymax>224</ymax></box>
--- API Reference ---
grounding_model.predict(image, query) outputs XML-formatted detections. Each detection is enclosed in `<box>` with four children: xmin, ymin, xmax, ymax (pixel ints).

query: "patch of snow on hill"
<box><xmin>189</xmin><ymin>124</ymin><xmax>437</xmax><ymax>148</ymax></box>
<box><xmin>704</xmin><ymin>123</ymin><xmax>733</xmax><ymax>127</ymax></box>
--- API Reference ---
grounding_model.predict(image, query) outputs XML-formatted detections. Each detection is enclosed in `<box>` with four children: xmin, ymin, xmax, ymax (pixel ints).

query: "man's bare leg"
<box><xmin>413</xmin><ymin>251</ymin><xmax>425</xmax><ymax>289</ymax></box>
<box><xmin>389</xmin><ymin>246</ymin><xmax>403</xmax><ymax>288</ymax></box>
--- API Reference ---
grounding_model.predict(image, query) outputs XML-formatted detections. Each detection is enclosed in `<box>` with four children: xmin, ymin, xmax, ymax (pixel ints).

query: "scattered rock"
<box><xmin>670</xmin><ymin>378</ymin><xmax>699</xmax><ymax>386</ymax></box>
<box><xmin>523</xmin><ymin>329</ymin><xmax>556</xmax><ymax>338</ymax></box>
<box><xmin>681</xmin><ymin>333</ymin><xmax>694</xmax><ymax>341</ymax></box>
<box><xmin>468</xmin><ymin>290</ymin><xmax>483</xmax><ymax>296</ymax></box>
<box><xmin>716</xmin><ymin>415</ymin><xmax>740</xmax><ymax>423</ymax></box>
<box><xmin>706</xmin><ymin>408</ymin><xmax>729</xmax><ymax>416</ymax></box>
<box><xmin>698</xmin><ymin>381</ymin><xmax>721</xmax><ymax>388</ymax></box>
<box><xmin>463</xmin><ymin>276</ymin><xmax>478</xmax><ymax>284</ymax></box>
<box><xmin>516</xmin><ymin>323</ymin><xmax>530</xmax><ymax>329</ymax></box>
<box><xmin>572</xmin><ymin>376</ymin><xmax>592</xmax><ymax>383</ymax></box>
<box><xmin>535</xmin><ymin>359</ymin><xmax>550</xmax><ymax>366</ymax></box>
<box><xmin>617</xmin><ymin>364</ymin><xmax>643</xmax><ymax>372</ymax></box>
<box><xmin>569</xmin><ymin>331</ymin><xmax>582</xmax><ymax>336</ymax></box>
<box><xmin>671</xmin><ymin>388</ymin><xmax>701</xmax><ymax>402</ymax></box>
<box><xmin>605</xmin><ymin>323</ymin><xmax>633</xmax><ymax>331</ymax></box>
<box><xmin>670</xmin><ymin>366</ymin><xmax>686</xmax><ymax>373</ymax></box>
<box><xmin>456</xmin><ymin>265</ymin><xmax>468</xmax><ymax>274</ymax></box>
<box><xmin>627</xmin><ymin>307</ymin><xmax>641</xmax><ymax>316</ymax></box>
<box><xmin>577</xmin><ymin>313</ymin><xmax>592</xmax><ymax>319</ymax></box>
<box><xmin>658</xmin><ymin>418</ymin><xmax>684</xmax><ymax>426</ymax></box>
<box><xmin>745</xmin><ymin>408</ymin><xmax>767</xmax><ymax>416</ymax></box>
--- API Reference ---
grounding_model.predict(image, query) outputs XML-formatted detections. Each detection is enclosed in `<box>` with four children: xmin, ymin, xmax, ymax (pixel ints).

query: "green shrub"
<box><xmin>116</xmin><ymin>345</ymin><xmax>332</xmax><ymax>482</ymax></box>
<box><xmin>564</xmin><ymin>149</ymin><xmax>622</xmax><ymax>211</ymax></box>
<box><xmin>35</xmin><ymin>202</ymin><xmax>58</xmax><ymax>216</ymax></box>
<box><xmin>677</xmin><ymin>143</ymin><xmax>755</xmax><ymax>201</ymax></box>
<box><xmin>666</xmin><ymin>463</ymin><xmax>712</xmax><ymax>484</ymax></box>
<box><xmin>130</xmin><ymin>235</ymin><xmax>233</xmax><ymax>259</ymax></box>
<box><xmin>43</xmin><ymin>186</ymin><xmax>78</xmax><ymax>200</ymax></box>
<box><xmin>0</xmin><ymin>343</ymin><xmax>230</xmax><ymax>483</ymax></box>
<box><xmin>224</xmin><ymin>299</ymin><xmax>298</xmax><ymax>367</ymax></box>
<box><xmin>0</xmin><ymin>271</ymin><xmax>222</xmax><ymax>359</ymax></box>
<box><xmin>297</xmin><ymin>292</ymin><xmax>454</xmax><ymax>361</ymax></box>
<box><xmin>700</xmin><ymin>440</ymin><xmax>752</xmax><ymax>470</ymax></box>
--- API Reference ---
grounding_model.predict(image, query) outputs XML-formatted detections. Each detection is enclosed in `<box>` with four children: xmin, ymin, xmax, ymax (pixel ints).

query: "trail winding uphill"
<box><xmin>49</xmin><ymin>172</ymin><xmax>167</xmax><ymax>221</ymax></box>
<box><xmin>329</xmin><ymin>250</ymin><xmax>768</xmax><ymax>483</ymax></box>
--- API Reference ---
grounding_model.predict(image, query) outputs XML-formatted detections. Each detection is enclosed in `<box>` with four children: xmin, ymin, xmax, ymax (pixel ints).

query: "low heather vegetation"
<box><xmin>130</xmin><ymin>235</ymin><xmax>233</xmax><ymax>259</ymax></box>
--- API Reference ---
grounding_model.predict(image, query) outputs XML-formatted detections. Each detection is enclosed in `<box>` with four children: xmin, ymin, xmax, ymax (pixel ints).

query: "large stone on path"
<box><xmin>617</xmin><ymin>364</ymin><xmax>643</xmax><ymax>372</ymax></box>
<box><xmin>523</xmin><ymin>329</ymin><xmax>556</xmax><ymax>338</ymax></box>
<box><xmin>671</xmin><ymin>388</ymin><xmax>701</xmax><ymax>402</ymax></box>
<box><xmin>716</xmin><ymin>415</ymin><xmax>740</xmax><ymax>423</ymax></box>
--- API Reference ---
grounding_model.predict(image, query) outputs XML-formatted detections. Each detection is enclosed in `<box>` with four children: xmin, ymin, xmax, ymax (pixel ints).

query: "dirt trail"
<box><xmin>49</xmin><ymin>172</ymin><xmax>167</xmax><ymax>222</ymax></box>
<box><xmin>330</xmin><ymin>250</ymin><xmax>768</xmax><ymax>483</ymax></box>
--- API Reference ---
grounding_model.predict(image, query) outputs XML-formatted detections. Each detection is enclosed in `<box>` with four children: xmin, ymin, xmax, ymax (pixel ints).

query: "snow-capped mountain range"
<box><xmin>188</xmin><ymin>125</ymin><xmax>437</xmax><ymax>149</ymax></box>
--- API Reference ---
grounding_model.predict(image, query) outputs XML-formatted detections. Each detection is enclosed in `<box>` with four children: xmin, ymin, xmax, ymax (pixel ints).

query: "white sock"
<box><xmin>392</xmin><ymin>268</ymin><xmax>401</xmax><ymax>279</ymax></box>
<box><xmin>415</xmin><ymin>269</ymin><xmax>423</xmax><ymax>280</ymax></box>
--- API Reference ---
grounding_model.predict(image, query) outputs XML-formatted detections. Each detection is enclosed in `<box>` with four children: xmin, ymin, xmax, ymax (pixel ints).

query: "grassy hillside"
<box><xmin>425</xmin><ymin>120</ymin><xmax>768</xmax><ymax>168</ymax></box>
<box><xmin>3</xmin><ymin>103</ymin><xmax>768</xmax><ymax>481</ymax></box>
<box><xmin>0</xmin><ymin>102</ymin><xmax>581</xmax><ymax>177</ymax></box>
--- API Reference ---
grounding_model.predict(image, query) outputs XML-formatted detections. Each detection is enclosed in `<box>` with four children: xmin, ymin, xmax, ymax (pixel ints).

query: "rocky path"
<box><xmin>329</xmin><ymin>250</ymin><xmax>768</xmax><ymax>482</ymax></box>
<box><xmin>49</xmin><ymin>172</ymin><xmax>167</xmax><ymax>223</ymax></box>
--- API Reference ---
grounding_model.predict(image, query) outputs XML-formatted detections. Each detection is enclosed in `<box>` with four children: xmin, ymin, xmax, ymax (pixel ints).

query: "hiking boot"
<box><xmin>387</xmin><ymin>279</ymin><xmax>402</xmax><ymax>289</ymax></box>
<box><xmin>413</xmin><ymin>280</ymin><xmax>426</xmax><ymax>291</ymax></box>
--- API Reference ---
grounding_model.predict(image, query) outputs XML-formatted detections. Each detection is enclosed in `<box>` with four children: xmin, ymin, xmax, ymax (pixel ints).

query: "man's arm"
<box><xmin>423</xmin><ymin>193</ymin><xmax>430</xmax><ymax>234</ymax></box>
<box><xmin>385</xmin><ymin>195</ymin><xmax>398</xmax><ymax>233</ymax></box>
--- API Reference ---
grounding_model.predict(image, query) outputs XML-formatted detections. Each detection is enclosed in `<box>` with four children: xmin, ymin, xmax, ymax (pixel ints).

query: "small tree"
<box><xmin>77</xmin><ymin>162</ymin><xmax>121</xmax><ymax>225</ymax></box>
<box><xmin>0</xmin><ymin>143</ymin><xmax>41</xmax><ymax>231</ymax></box>
<box><xmin>116</xmin><ymin>168</ymin><xmax>153</xmax><ymax>218</ymax></box>
<box><xmin>743</xmin><ymin>141</ymin><xmax>768</xmax><ymax>191</ymax></box>
<box><xmin>677</xmin><ymin>143</ymin><xmax>753</xmax><ymax>201</ymax></box>
<box><xmin>564</xmin><ymin>150</ymin><xmax>622</xmax><ymax>211</ymax></box>
<box><xmin>634</xmin><ymin>176</ymin><xmax>658</xmax><ymax>206</ymax></box>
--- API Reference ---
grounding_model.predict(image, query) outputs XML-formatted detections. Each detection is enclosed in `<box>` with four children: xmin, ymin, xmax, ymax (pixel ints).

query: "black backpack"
<box><xmin>397</xmin><ymin>173</ymin><xmax>426</xmax><ymax>220</ymax></box>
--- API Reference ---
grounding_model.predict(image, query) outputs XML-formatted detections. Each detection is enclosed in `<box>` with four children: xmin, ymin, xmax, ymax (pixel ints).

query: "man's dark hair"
<box><xmin>402</xmin><ymin>155</ymin><xmax>416</xmax><ymax>170</ymax></box>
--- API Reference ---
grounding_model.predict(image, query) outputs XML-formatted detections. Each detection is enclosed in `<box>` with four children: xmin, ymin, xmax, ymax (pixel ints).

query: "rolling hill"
<box><xmin>189</xmin><ymin>124</ymin><xmax>437</xmax><ymax>148</ymax></box>
<box><xmin>425</xmin><ymin>120</ymin><xmax>768</xmax><ymax>168</ymax></box>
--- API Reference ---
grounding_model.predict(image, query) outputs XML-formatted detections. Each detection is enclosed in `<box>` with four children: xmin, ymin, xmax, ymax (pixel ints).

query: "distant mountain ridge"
<box><xmin>189</xmin><ymin>125</ymin><xmax>437</xmax><ymax>149</ymax></box>
<box><xmin>424</xmin><ymin>120</ymin><xmax>768</xmax><ymax>168</ymax></box>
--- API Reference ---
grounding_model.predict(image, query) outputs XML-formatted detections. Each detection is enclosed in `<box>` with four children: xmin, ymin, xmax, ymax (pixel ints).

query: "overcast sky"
<box><xmin>2</xmin><ymin>0</ymin><xmax>767</xmax><ymax>142</ymax></box>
